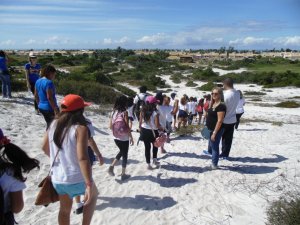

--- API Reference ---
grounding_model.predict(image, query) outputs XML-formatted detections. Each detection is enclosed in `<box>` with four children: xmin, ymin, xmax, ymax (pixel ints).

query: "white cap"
<box><xmin>29</xmin><ymin>52</ymin><xmax>37</xmax><ymax>58</ymax></box>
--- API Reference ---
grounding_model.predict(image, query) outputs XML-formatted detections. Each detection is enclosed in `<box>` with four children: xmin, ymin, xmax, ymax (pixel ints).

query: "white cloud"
<box><xmin>136</xmin><ymin>33</ymin><xmax>169</xmax><ymax>45</ymax></box>
<box><xmin>115</xmin><ymin>36</ymin><xmax>130</xmax><ymax>44</ymax></box>
<box><xmin>229</xmin><ymin>37</ymin><xmax>269</xmax><ymax>46</ymax></box>
<box><xmin>274</xmin><ymin>36</ymin><xmax>300</xmax><ymax>46</ymax></box>
<box><xmin>0</xmin><ymin>40</ymin><xmax>15</xmax><ymax>46</ymax></box>
<box><xmin>25</xmin><ymin>39</ymin><xmax>37</xmax><ymax>45</ymax></box>
<box><xmin>43</xmin><ymin>36</ymin><xmax>70</xmax><ymax>45</ymax></box>
<box><xmin>103</xmin><ymin>38</ymin><xmax>113</xmax><ymax>45</ymax></box>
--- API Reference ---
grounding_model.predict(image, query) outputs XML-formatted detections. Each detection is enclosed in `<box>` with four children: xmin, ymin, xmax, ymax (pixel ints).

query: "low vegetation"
<box><xmin>275</xmin><ymin>101</ymin><xmax>300</xmax><ymax>108</ymax></box>
<box><xmin>244</xmin><ymin>91</ymin><xmax>266</xmax><ymax>96</ymax></box>
<box><xmin>266</xmin><ymin>192</ymin><xmax>300</xmax><ymax>225</ymax></box>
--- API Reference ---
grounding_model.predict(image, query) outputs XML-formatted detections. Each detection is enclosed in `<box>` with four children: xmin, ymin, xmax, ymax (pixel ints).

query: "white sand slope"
<box><xmin>1</xmin><ymin>82</ymin><xmax>300</xmax><ymax>225</ymax></box>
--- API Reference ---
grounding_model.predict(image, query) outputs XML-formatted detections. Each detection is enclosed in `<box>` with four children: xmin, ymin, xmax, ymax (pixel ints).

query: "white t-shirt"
<box><xmin>187</xmin><ymin>101</ymin><xmax>197</xmax><ymax>114</ymax></box>
<box><xmin>111</xmin><ymin>111</ymin><xmax>130</xmax><ymax>141</ymax></box>
<box><xmin>223</xmin><ymin>89</ymin><xmax>240</xmax><ymax>124</ymax></box>
<box><xmin>127</xmin><ymin>105</ymin><xmax>134</xmax><ymax>118</ymax></box>
<box><xmin>141</xmin><ymin>111</ymin><xmax>158</xmax><ymax>130</ymax></box>
<box><xmin>236</xmin><ymin>98</ymin><xmax>245</xmax><ymax>114</ymax></box>
<box><xmin>0</xmin><ymin>172</ymin><xmax>26</xmax><ymax>213</ymax></box>
<box><xmin>133</xmin><ymin>93</ymin><xmax>148</xmax><ymax>104</ymax></box>
<box><xmin>179</xmin><ymin>102</ymin><xmax>187</xmax><ymax>111</ymax></box>
<box><xmin>48</xmin><ymin>121</ymin><xmax>85</xmax><ymax>184</ymax></box>
<box><xmin>158</xmin><ymin>105</ymin><xmax>173</xmax><ymax>128</ymax></box>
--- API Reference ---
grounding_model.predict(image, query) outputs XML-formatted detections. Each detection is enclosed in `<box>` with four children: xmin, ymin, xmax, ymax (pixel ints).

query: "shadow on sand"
<box><xmin>237</xmin><ymin>128</ymin><xmax>268</xmax><ymax>132</ymax></box>
<box><xmin>223</xmin><ymin>165</ymin><xmax>279</xmax><ymax>174</ymax></box>
<box><xmin>116</xmin><ymin>175</ymin><xmax>197</xmax><ymax>188</ymax></box>
<box><xmin>160</xmin><ymin>162</ymin><xmax>211</xmax><ymax>174</ymax></box>
<box><xmin>0</xmin><ymin>97</ymin><xmax>34</xmax><ymax>106</ymax></box>
<box><xmin>228</xmin><ymin>154</ymin><xmax>288</xmax><ymax>164</ymax></box>
<box><xmin>93</xmin><ymin>126</ymin><xmax>110</xmax><ymax>136</ymax></box>
<box><xmin>159</xmin><ymin>152</ymin><xmax>203</xmax><ymax>160</ymax></box>
<box><xmin>96</xmin><ymin>195</ymin><xmax>177</xmax><ymax>211</ymax></box>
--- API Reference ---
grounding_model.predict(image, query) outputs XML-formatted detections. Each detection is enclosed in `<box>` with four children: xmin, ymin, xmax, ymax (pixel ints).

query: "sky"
<box><xmin>0</xmin><ymin>0</ymin><xmax>300</xmax><ymax>50</ymax></box>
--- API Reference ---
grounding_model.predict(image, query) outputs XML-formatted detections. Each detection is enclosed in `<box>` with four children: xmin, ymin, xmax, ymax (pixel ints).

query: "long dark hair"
<box><xmin>0</xmin><ymin>143</ymin><xmax>40</xmax><ymax>182</ymax></box>
<box><xmin>53</xmin><ymin>108</ymin><xmax>88</xmax><ymax>149</ymax></box>
<box><xmin>142</xmin><ymin>102</ymin><xmax>156</xmax><ymax>123</ymax></box>
<box><xmin>113</xmin><ymin>95</ymin><xmax>128</xmax><ymax>113</ymax></box>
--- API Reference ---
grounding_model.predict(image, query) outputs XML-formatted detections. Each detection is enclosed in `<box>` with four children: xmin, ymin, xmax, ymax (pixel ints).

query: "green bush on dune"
<box><xmin>266</xmin><ymin>192</ymin><xmax>300</xmax><ymax>225</ymax></box>
<box><xmin>56</xmin><ymin>80</ymin><xmax>119</xmax><ymax>104</ymax></box>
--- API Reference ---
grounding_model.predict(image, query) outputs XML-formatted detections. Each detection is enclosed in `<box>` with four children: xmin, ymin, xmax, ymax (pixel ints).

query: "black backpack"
<box><xmin>133</xmin><ymin>94</ymin><xmax>147</xmax><ymax>120</ymax></box>
<box><xmin>0</xmin><ymin>185</ymin><xmax>15</xmax><ymax>225</ymax></box>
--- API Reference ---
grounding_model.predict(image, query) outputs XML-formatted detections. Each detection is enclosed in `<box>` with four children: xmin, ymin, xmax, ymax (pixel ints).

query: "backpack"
<box><xmin>112</xmin><ymin>112</ymin><xmax>129</xmax><ymax>139</ymax></box>
<box><xmin>133</xmin><ymin>94</ymin><xmax>147</xmax><ymax>119</ymax></box>
<box><xmin>0</xmin><ymin>185</ymin><xmax>15</xmax><ymax>225</ymax></box>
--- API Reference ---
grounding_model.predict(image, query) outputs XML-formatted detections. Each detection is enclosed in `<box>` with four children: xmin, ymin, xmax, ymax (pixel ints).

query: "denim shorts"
<box><xmin>53</xmin><ymin>182</ymin><xmax>85</xmax><ymax>198</ymax></box>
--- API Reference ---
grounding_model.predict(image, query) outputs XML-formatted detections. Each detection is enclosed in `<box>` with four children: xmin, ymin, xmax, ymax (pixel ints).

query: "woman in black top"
<box><xmin>206</xmin><ymin>87</ymin><xmax>226</xmax><ymax>169</ymax></box>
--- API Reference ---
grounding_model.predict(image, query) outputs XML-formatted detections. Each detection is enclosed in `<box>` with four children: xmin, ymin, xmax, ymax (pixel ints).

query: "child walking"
<box><xmin>108</xmin><ymin>96</ymin><xmax>134</xmax><ymax>181</ymax></box>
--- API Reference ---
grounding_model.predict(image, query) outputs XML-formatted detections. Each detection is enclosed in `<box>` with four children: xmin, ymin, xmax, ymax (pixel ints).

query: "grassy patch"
<box><xmin>241</xmin><ymin>118</ymin><xmax>283</xmax><ymax>126</ymax></box>
<box><xmin>275</xmin><ymin>101</ymin><xmax>300</xmax><ymax>108</ymax></box>
<box><xmin>250</xmin><ymin>98</ymin><xmax>262</xmax><ymax>102</ymax></box>
<box><xmin>290</xmin><ymin>96</ymin><xmax>300</xmax><ymax>99</ymax></box>
<box><xmin>197</xmin><ymin>81</ymin><xmax>215</xmax><ymax>91</ymax></box>
<box><xmin>266</xmin><ymin>192</ymin><xmax>300</xmax><ymax>225</ymax></box>
<box><xmin>244</xmin><ymin>91</ymin><xmax>266</xmax><ymax>96</ymax></box>
<box><xmin>175</xmin><ymin>125</ymin><xmax>202</xmax><ymax>136</ymax></box>
<box><xmin>186</xmin><ymin>80</ymin><xmax>197</xmax><ymax>87</ymax></box>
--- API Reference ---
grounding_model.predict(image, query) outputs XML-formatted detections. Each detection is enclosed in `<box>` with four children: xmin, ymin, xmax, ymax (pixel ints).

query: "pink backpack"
<box><xmin>112</xmin><ymin>112</ymin><xmax>129</xmax><ymax>139</ymax></box>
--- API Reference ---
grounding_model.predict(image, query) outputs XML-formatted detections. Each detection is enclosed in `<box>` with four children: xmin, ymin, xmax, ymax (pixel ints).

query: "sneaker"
<box><xmin>153</xmin><ymin>159</ymin><xmax>160</xmax><ymax>168</ymax></box>
<box><xmin>121</xmin><ymin>174</ymin><xmax>131</xmax><ymax>181</ymax></box>
<box><xmin>203</xmin><ymin>150</ymin><xmax>212</xmax><ymax>155</ymax></box>
<box><xmin>147</xmin><ymin>164</ymin><xmax>153</xmax><ymax>170</ymax></box>
<box><xmin>211</xmin><ymin>164</ymin><xmax>218</xmax><ymax>170</ymax></box>
<box><xmin>74</xmin><ymin>204</ymin><xmax>83</xmax><ymax>214</ymax></box>
<box><xmin>108</xmin><ymin>166</ymin><xmax>115</xmax><ymax>176</ymax></box>
<box><xmin>35</xmin><ymin>109</ymin><xmax>40</xmax><ymax>115</ymax></box>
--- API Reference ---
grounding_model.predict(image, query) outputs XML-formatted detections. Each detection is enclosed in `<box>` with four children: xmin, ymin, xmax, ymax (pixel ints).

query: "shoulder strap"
<box><xmin>48</xmin><ymin>149</ymin><xmax>60</xmax><ymax>176</ymax></box>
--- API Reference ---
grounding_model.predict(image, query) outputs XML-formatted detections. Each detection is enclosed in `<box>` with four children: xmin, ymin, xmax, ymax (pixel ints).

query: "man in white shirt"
<box><xmin>220</xmin><ymin>78</ymin><xmax>240</xmax><ymax>158</ymax></box>
<box><xmin>133</xmin><ymin>86</ymin><xmax>148</xmax><ymax>120</ymax></box>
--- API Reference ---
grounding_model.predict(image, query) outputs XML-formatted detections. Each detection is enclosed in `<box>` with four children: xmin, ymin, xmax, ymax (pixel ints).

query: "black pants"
<box><xmin>235</xmin><ymin>113</ymin><xmax>244</xmax><ymax>129</ymax></box>
<box><xmin>30</xmin><ymin>82</ymin><xmax>38</xmax><ymax>110</ymax></box>
<box><xmin>140</xmin><ymin>128</ymin><xmax>158</xmax><ymax>164</ymax></box>
<box><xmin>114</xmin><ymin>139</ymin><xmax>129</xmax><ymax>168</ymax></box>
<box><xmin>39</xmin><ymin>109</ymin><xmax>55</xmax><ymax>130</ymax></box>
<box><xmin>221</xmin><ymin>123</ymin><xmax>235</xmax><ymax>157</ymax></box>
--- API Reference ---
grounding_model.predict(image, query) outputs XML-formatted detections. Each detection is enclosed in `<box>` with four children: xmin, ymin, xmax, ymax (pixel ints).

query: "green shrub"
<box><xmin>266</xmin><ymin>192</ymin><xmax>300</xmax><ymax>225</ymax></box>
<box><xmin>186</xmin><ymin>80</ymin><xmax>197</xmax><ymax>87</ymax></box>
<box><xmin>275</xmin><ymin>101</ymin><xmax>300</xmax><ymax>108</ymax></box>
<box><xmin>251</xmin><ymin>98</ymin><xmax>262</xmax><ymax>102</ymax></box>
<box><xmin>244</xmin><ymin>91</ymin><xmax>266</xmax><ymax>96</ymax></box>
<box><xmin>56</xmin><ymin>80</ymin><xmax>119</xmax><ymax>104</ymax></box>
<box><xmin>198</xmin><ymin>81</ymin><xmax>215</xmax><ymax>91</ymax></box>
<box><xmin>171</xmin><ymin>73</ymin><xmax>183</xmax><ymax>84</ymax></box>
<box><xmin>192</xmin><ymin>67</ymin><xmax>218</xmax><ymax>80</ymax></box>
<box><xmin>10</xmin><ymin>77</ymin><xmax>27</xmax><ymax>92</ymax></box>
<box><xmin>113</xmin><ymin>84</ymin><xmax>136</xmax><ymax>97</ymax></box>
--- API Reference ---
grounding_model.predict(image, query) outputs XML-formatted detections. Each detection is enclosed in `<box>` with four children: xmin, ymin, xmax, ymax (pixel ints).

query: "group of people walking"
<box><xmin>0</xmin><ymin>51</ymin><xmax>245</xmax><ymax>225</ymax></box>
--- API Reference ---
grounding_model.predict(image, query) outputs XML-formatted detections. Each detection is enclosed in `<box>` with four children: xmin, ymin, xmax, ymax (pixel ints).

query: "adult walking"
<box><xmin>139</xmin><ymin>96</ymin><xmax>163</xmax><ymax>170</ymax></box>
<box><xmin>25</xmin><ymin>52</ymin><xmax>41</xmax><ymax>114</ymax></box>
<box><xmin>235</xmin><ymin>90</ymin><xmax>245</xmax><ymax>130</ymax></box>
<box><xmin>206</xmin><ymin>88</ymin><xmax>226</xmax><ymax>169</ymax></box>
<box><xmin>108</xmin><ymin>95</ymin><xmax>134</xmax><ymax>181</ymax></box>
<box><xmin>133</xmin><ymin>86</ymin><xmax>148</xmax><ymax>121</ymax></box>
<box><xmin>42</xmin><ymin>94</ymin><xmax>98</xmax><ymax>225</ymax></box>
<box><xmin>0</xmin><ymin>50</ymin><xmax>11</xmax><ymax>98</ymax></box>
<box><xmin>220</xmin><ymin>78</ymin><xmax>240</xmax><ymax>158</ymax></box>
<box><xmin>35</xmin><ymin>64</ymin><xmax>59</xmax><ymax>129</ymax></box>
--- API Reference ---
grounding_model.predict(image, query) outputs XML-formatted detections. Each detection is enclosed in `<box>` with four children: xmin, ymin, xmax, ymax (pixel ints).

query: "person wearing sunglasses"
<box><xmin>206</xmin><ymin>87</ymin><xmax>226</xmax><ymax>169</ymax></box>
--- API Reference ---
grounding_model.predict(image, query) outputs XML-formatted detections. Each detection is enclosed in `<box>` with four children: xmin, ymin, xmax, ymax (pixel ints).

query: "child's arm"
<box><xmin>88</xmin><ymin>137</ymin><xmax>104</xmax><ymax>166</ymax></box>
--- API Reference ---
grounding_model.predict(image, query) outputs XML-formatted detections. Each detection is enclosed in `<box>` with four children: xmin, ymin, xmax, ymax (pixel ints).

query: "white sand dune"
<box><xmin>1</xmin><ymin>81</ymin><xmax>300</xmax><ymax>225</ymax></box>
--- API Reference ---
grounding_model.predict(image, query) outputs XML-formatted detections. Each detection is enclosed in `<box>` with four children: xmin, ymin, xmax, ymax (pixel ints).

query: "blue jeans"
<box><xmin>208</xmin><ymin>128</ymin><xmax>224</xmax><ymax>166</ymax></box>
<box><xmin>0</xmin><ymin>74</ymin><xmax>11</xmax><ymax>98</ymax></box>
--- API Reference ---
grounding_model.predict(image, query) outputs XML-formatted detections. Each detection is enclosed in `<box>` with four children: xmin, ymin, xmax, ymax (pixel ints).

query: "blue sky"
<box><xmin>1</xmin><ymin>0</ymin><xmax>300</xmax><ymax>49</ymax></box>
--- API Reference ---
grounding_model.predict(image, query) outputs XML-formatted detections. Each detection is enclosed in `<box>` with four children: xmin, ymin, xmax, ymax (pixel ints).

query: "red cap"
<box><xmin>61</xmin><ymin>94</ymin><xmax>91</xmax><ymax>112</ymax></box>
